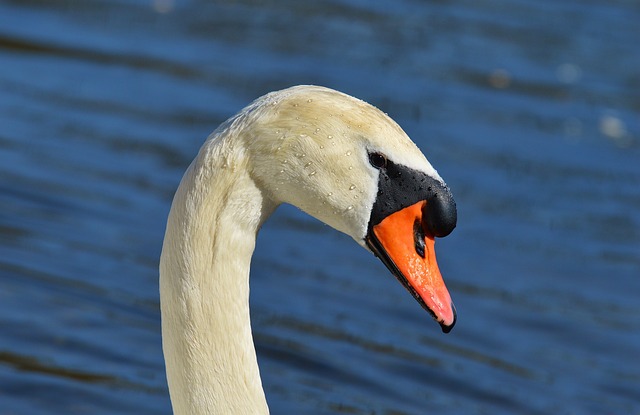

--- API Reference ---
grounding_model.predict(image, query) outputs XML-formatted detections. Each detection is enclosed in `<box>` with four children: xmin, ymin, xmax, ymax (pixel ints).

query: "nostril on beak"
<box><xmin>423</xmin><ymin>184</ymin><xmax>457</xmax><ymax>238</ymax></box>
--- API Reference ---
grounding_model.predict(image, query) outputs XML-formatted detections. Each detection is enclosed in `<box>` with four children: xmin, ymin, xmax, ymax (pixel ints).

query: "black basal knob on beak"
<box><xmin>423</xmin><ymin>183</ymin><xmax>457</xmax><ymax>238</ymax></box>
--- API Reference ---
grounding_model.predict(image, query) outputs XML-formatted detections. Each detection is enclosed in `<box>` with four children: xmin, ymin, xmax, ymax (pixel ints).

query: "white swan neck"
<box><xmin>160</xmin><ymin>139</ymin><xmax>274</xmax><ymax>415</ymax></box>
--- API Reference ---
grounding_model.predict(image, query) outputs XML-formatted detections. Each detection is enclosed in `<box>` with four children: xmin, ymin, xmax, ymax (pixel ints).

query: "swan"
<box><xmin>159</xmin><ymin>85</ymin><xmax>457</xmax><ymax>414</ymax></box>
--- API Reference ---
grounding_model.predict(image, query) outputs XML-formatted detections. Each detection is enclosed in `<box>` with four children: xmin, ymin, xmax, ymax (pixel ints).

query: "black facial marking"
<box><xmin>367</xmin><ymin>154</ymin><xmax>457</xmax><ymax>238</ymax></box>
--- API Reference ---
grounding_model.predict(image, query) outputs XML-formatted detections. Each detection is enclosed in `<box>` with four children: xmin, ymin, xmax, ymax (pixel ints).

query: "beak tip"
<box><xmin>439</xmin><ymin>302</ymin><xmax>457</xmax><ymax>334</ymax></box>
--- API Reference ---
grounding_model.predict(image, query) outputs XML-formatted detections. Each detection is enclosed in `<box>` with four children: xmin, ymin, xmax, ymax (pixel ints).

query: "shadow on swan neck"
<box><xmin>160</xmin><ymin>137</ymin><xmax>275</xmax><ymax>415</ymax></box>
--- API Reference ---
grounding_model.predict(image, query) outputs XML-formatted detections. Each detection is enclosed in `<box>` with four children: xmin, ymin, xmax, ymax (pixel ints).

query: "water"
<box><xmin>1</xmin><ymin>0</ymin><xmax>638</xmax><ymax>414</ymax></box>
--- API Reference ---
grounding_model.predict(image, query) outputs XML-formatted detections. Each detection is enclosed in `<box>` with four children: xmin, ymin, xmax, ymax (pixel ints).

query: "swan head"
<box><xmin>240</xmin><ymin>86</ymin><xmax>457</xmax><ymax>331</ymax></box>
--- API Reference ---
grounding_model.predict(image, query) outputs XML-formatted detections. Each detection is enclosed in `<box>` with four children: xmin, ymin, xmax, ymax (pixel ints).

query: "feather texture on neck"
<box><xmin>160</xmin><ymin>131</ymin><xmax>274</xmax><ymax>415</ymax></box>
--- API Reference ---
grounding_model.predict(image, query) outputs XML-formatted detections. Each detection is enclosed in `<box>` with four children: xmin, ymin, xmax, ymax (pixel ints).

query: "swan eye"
<box><xmin>369</xmin><ymin>152</ymin><xmax>388</xmax><ymax>169</ymax></box>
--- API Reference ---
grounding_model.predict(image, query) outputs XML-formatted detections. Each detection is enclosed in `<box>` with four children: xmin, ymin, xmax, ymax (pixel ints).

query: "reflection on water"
<box><xmin>1</xmin><ymin>0</ymin><xmax>638</xmax><ymax>414</ymax></box>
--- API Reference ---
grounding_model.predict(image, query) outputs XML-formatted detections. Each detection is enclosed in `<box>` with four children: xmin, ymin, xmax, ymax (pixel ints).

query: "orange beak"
<box><xmin>367</xmin><ymin>201</ymin><xmax>456</xmax><ymax>332</ymax></box>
